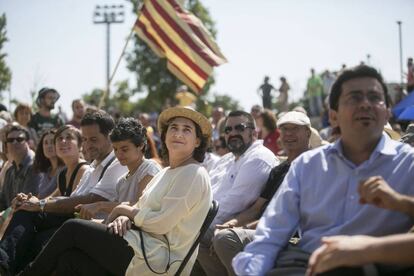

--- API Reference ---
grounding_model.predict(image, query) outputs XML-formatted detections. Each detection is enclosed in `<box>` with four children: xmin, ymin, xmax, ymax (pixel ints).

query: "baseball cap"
<box><xmin>277</xmin><ymin>111</ymin><xmax>311</xmax><ymax>128</ymax></box>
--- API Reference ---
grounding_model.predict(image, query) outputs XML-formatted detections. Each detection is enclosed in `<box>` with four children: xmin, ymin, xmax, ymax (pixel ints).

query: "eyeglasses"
<box><xmin>6</xmin><ymin>137</ymin><xmax>26</xmax><ymax>144</ymax></box>
<box><xmin>224</xmin><ymin>123</ymin><xmax>254</xmax><ymax>134</ymax></box>
<box><xmin>342</xmin><ymin>92</ymin><xmax>385</xmax><ymax>106</ymax></box>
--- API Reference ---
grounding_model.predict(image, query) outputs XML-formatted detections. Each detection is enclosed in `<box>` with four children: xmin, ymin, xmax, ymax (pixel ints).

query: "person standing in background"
<box><xmin>29</xmin><ymin>87</ymin><xmax>64</xmax><ymax>138</ymax></box>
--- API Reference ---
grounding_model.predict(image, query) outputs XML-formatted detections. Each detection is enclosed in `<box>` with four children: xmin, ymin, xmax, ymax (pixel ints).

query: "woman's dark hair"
<box><xmin>259</xmin><ymin>109</ymin><xmax>277</xmax><ymax>132</ymax></box>
<box><xmin>80</xmin><ymin>109</ymin><xmax>115</xmax><ymax>136</ymax></box>
<box><xmin>33</xmin><ymin>129</ymin><xmax>63</xmax><ymax>173</ymax></box>
<box><xmin>54</xmin><ymin>125</ymin><xmax>83</xmax><ymax>147</ymax></box>
<box><xmin>329</xmin><ymin>65</ymin><xmax>389</xmax><ymax>111</ymax></box>
<box><xmin>110</xmin><ymin>118</ymin><xmax>147</xmax><ymax>153</ymax></box>
<box><xmin>145</xmin><ymin>133</ymin><xmax>160</xmax><ymax>160</ymax></box>
<box><xmin>160</xmin><ymin>117</ymin><xmax>208</xmax><ymax>164</ymax></box>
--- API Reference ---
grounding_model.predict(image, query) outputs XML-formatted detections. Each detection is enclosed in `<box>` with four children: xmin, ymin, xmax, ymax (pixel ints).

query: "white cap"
<box><xmin>277</xmin><ymin>111</ymin><xmax>311</xmax><ymax>128</ymax></box>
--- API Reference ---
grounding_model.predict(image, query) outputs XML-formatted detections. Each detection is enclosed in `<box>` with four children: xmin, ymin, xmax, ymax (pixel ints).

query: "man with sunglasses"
<box><xmin>0</xmin><ymin>124</ymin><xmax>40</xmax><ymax>212</ymax></box>
<box><xmin>233</xmin><ymin>65</ymin><xmax>414</xmax><ymax>276</ymax></box>
<box><xmin>197</xmin><ymin>110</ymin><xmax>279</xmax><ymax>275</ymax></box>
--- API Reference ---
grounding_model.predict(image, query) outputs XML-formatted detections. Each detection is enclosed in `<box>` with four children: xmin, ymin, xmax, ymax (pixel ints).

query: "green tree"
<box><xmin>82</xmin><ymin>80</ymin><xmax>140</xmax><ymax>117</ymax></box>
<box><xmin>210</xmin><ymin>94</ymin><xmax>241</xmax><ymax>112</ymax></box>
<box><xmin>126</xmin><ymin>0</ymin><xmax>219</xmax><ymax>113</ymax></box>
<box><xmin>0</xmin><ymin>14</ymin><xmax>12</xmax><ymax>100</ymax></box>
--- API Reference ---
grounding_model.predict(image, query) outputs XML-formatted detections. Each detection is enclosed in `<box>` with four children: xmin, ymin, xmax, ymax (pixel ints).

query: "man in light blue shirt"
<box><xmin>233</xmin><ymin>65</ymin><xmax>414</xmax><ymax>276</ymax></box>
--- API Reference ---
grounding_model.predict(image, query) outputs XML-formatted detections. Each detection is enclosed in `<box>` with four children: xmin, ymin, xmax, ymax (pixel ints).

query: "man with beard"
<box><xmin>0</xmin><ymin>110</ymin><xmax>128</xmax><ymax>275</ymax></box>
<box><xmin>196</xmin><ymin>110</ymin><xmax>279</xmax><ymax>275</ymax></box>
<box><xmin>211</xmin><ymin>111</ymin><xmax>312</xmax><ymax>276</ymax></box>
<box><xmin>233</xmin><ymin>65</ymin><xmax>414</xmax><ymax>276</ymax></box>
<box><xmin>29</xmin><ymin>87</ymin><xmax>64</xmax><ymax>138</ymax></box>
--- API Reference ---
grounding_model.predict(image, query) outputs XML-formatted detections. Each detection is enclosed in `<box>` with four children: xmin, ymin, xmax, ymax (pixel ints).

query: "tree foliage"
<box><xmin>125</xmin><ymin>0</ymin><xmax>218</xmax><ymax>113</ymax></box>
<box><xmin>0</xmin><ymin>14</ymin><xmax>12</xmax><ymax>100</ymax></box>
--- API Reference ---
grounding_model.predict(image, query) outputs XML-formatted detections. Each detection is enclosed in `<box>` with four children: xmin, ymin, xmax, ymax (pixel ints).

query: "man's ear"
<box><xmin>386</xmin><ymin>107</ymin><xmax>392</xmax><ymax>122</ymax></box>
<box><xmin>329</xmin><ymin>109</ymin><xmax>339</xmax><ymax>128</ymax></box>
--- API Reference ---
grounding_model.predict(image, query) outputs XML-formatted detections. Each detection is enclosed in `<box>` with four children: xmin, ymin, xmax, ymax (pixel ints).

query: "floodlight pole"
<box><xmin>93</xmin><ymin>5</ymin><xmax>125</xmax><ymax>98</ymax></box>
<box><xmin>397</xmin><ymin>21</ymin><xmax>403</xmax><ymax>90</ymax></box>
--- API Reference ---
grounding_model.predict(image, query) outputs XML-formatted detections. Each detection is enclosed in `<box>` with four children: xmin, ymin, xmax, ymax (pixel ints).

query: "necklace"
<box><xmin>126</xmin><ymin>159</ymin><xmax>144</xmax><ymax>179</ymax></box>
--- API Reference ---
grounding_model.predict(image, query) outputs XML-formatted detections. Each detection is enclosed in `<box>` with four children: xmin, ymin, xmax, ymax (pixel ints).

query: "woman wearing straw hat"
<box><xmin>18</xmin><ymin>107</ymin><xmax>212</xmax><ymax>276</ymax></box>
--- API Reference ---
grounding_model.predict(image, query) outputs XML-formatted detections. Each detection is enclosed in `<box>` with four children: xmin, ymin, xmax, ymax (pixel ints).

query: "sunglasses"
<box><xmin>6</xmin><ymin>137</ymin><xmax>26</xmax><ymax>144</ymax></box>
<box><xmin>224</xmin><ymin>123</ymin><xmax>254</xmax><ymax>134</ymax></box>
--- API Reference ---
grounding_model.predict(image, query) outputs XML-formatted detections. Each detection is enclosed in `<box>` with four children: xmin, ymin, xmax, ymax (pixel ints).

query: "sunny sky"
<box><xmin>1</xmin><ymin>0</ymin><xmax>414</xmax><ymax>117</ymax></box>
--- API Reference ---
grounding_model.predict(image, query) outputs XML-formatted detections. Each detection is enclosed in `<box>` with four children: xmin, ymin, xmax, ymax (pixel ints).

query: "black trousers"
<box><xmin>20</xmin><ymin>219</ymin><xmax>134</xmax><ymax>276</ymax></box>
<box><xmin>0</xmin><ymin>210</ymin><xmax>73</xmax><ymax>274</ymax></box>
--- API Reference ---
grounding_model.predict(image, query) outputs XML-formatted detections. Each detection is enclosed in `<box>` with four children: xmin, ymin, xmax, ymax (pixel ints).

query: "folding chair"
<box><xmin>175</xmin><ymin>200</ymin><xmax>219</xmax><ymax>276</ymax></box>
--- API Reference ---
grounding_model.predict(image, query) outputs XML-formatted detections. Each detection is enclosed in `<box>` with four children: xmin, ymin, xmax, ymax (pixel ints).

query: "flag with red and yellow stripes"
<box><xmin>134</xmin><ymin>0</ymin><xmax>227</xmax><ymax>93</ymax></box>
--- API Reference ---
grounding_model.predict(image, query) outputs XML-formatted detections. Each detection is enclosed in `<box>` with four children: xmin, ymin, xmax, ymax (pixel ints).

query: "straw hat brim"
<box><xmin>157</xmin><ymin>107</ymin><xmax>212</xmax><ymax>139</ymax></box>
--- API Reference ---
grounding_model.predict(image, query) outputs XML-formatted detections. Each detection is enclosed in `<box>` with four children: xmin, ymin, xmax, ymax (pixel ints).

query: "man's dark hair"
<box><xmin>80</xmin><ymin>109</ymin><xmax>115</xmax><ymax>136</ymax></box>
<box><xmin>5</xmin><ymin>124</ymin><xmax>30</xmax><ymax>141</ymax></box>
<box><xmin>160</xmin><ymin>118</ymin><xmax>208</xmax><ymax>164</ymax></box>
<box><xmin>329</xmin><ymin>65</ymin><xmax>389</xmax><ymax>111</ymax></box>
<box><xmin>224</xmin><ymin>110</ymin><xmax>256</xmax><ymax>128</ymax></box>
<box><xmin>110</xmin><ymin>118</ymin><xmax>147</xmax><ymax>153</ymax></box>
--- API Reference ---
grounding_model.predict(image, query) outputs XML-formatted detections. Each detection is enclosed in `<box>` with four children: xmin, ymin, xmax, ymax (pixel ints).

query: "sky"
<box><xmin>1</xmin><ymin>0</ymin><xmax>414</xmax><ymax>118</ymax></box>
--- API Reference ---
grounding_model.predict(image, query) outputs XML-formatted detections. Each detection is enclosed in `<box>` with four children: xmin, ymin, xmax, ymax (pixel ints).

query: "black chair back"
<box><xmin>175</xmin><ymin>200</ymin><xmax>219</xmax><ymax>276</ymax></box>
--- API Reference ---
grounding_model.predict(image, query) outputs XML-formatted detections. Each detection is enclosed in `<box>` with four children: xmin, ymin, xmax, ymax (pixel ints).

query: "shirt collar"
<box><xmin>236</xmin><ymin>140</ymin><xmax>263</xmax><ymax>160</ymax></box>
<box><xmin>91</xmin><ymin>151</ymin><xmax>115</xmax><ymax>168</ymax></box>
<box><xmin>327</xmin><ymin>133</ymin><xmax>397</xmax><ymax>159</ymax></box>
<box><xmin>12</xmin><ymin>152</ymin><xmax>33</xmax><ymax>169</ymax></box>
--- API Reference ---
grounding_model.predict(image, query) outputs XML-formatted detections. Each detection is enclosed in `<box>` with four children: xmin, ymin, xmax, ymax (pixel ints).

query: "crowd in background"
<box><xmin>0</xmin><ymin>62</ymin><xmax>412</xmax><ymax>275</ymax></box>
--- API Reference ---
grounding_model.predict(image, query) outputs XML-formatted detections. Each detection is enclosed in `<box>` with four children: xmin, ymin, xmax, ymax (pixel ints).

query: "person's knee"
<box><xmin>60</xmin><ymin>219</ymin><xmax>86</xmax><ymax>235</ymax></box>
<box><xmin>213</xmin><ymin>229</ymin><xmax>238</xmax><ymax>255</ymax></box>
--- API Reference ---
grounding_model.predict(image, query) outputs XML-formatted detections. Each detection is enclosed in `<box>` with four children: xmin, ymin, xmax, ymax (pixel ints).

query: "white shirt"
<box><xmin>71</xmin><ymin>151</ymin><xmax>128</xmax><ymax>200</ymax></box>
<box><xmin>202</xmin><ymin>152</ymin><xmax>220</xmax><ymax>173</ymax></box>
<box><xmin>124</xmin><ymin>164</ymin><xmax>212</xmax><ymax>275</ymax></box>
<box><xmin>209</xmin><ymin>140</ymin><xmax>279</xmax><ymax>227</ymax></box>
<box><xmin>115</xmin><ymin>159</ymin><xmax>162</xmax><ymax>203</ymax></box>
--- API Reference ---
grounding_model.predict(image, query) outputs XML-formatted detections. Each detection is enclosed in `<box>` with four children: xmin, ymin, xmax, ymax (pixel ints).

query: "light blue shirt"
<box><xmin>233</xmin><ymin>134</ymin><xmax>414</xmax><ymax>275</ymax></box>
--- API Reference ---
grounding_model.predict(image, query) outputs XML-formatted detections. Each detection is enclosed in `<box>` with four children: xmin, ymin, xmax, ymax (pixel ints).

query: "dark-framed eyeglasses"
<box><xmin>342</xmin><ymin>92</ymin><xmax>385</xmax><ymax>106</ymax></box>
<box><xmin>6</xmin><ymin>137</ymin><xmax>26</xmax><ymax>144</ymax></box>
<box><xmin>224</xmin><ymin>123</ymin><xmax>254</xmax><ymax>134</ymax></box>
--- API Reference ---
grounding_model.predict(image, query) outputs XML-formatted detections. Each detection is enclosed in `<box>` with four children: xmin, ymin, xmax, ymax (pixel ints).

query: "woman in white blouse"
<box><xmin>19</xmin><ymin>107</ymin><xmax>212</xmax><ymax>276</ymax></box>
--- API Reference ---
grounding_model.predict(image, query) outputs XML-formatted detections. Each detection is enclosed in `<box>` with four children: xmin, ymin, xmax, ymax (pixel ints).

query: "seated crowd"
<box><xmin>0</xmin><ymin>65</ymin><xmax>412</xmax><ymax>276</ymax></box>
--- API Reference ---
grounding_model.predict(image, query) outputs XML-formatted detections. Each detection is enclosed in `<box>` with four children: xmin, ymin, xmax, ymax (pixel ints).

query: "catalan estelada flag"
<box><xmin>134</xmin><ymin>0</ymin><xmax>227</xmax><ymax>93</ymax></box>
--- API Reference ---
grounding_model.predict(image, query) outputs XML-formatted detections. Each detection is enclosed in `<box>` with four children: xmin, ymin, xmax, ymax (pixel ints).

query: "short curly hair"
<box><xmin>110</xmin><ymin>118</ymin><xmax>147</xmax><ymax>153</ymax></box>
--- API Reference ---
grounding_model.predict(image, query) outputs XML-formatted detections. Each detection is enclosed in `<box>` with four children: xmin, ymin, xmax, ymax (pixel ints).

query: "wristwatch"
<box><xmin>39</xmin><ymin>199</ymin><xmax>47</xmax><ymax>212</ymax></box>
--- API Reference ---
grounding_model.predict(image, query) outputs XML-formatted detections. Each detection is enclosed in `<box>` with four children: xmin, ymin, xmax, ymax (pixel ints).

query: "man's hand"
<box><xmin>107</xmin><ymin>215</ymin><xmax>131</xmax><ymax>237</ymax></box>
<box><xmin>306</xmin><ymin>235</ymin><xmax>376</xmax><ymax>276</ymax></box>
<box><xmin>215</xmin><ymin>221</ymin><xmax>237</xmax><ymax>230</ymax></box>
<box><xmin>18</xmin><ymin>194</ymin><xmax>40</xmax><ymax>212</ymax></box>
<box><xmin>358</xmin><ymin>176</ymin><xmax>401</xmax><ymax>210</ymax></box>
<box><xmin>75</xmin><ymin>202</ymin><xmax>101</xmax><ymax>220</ymax></box>
<box><xmin>105</xmin><ymin>204</ymin><xmax>138</xmax><ymax>224</ymax></box>
<box><xmin>11</xmin><ymin>193</ymin><xmax>29</xmax><ymax>210</ymax></box>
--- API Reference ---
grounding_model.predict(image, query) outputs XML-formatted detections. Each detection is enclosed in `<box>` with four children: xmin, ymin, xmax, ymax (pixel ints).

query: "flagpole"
<box><xmin>98</xmin><ymin>24</ymin><xmax>136</xmax><ymax>109</ymax></box>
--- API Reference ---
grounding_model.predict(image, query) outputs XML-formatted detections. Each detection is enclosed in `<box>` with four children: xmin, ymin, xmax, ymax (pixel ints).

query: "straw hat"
<box><xmin>383</xmin><ymin>123</ymin><xmax>401</xmax><ymax>140</ymax></box>
<box><xmin>158</xmin><ymin>106</ymin><xmax>212</xmax><ymax>139</ymax></box>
